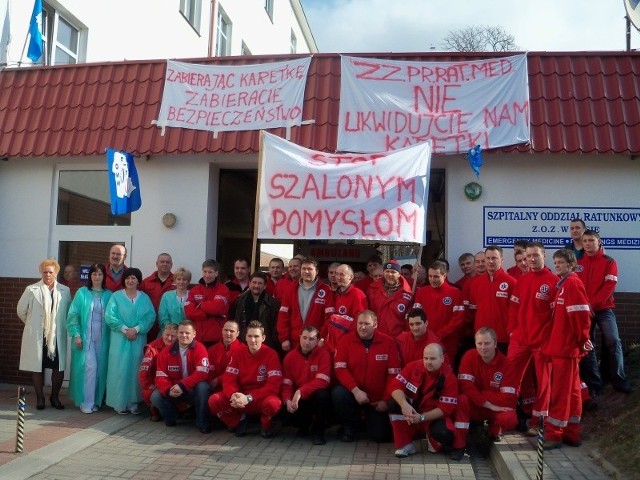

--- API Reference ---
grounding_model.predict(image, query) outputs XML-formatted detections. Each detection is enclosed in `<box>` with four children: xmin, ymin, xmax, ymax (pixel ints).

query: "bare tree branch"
<box><xmin>441</xmin><ymin>25</ymin><xmax>519</xmax><ymax>52</ymax></box>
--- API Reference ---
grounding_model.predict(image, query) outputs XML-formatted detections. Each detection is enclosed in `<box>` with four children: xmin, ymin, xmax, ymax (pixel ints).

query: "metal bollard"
<box><xmin>535</xmin><ymin>415</ymin><xmax>545</xmax><ymax>480</ymax></box>
<box><xmin>16</xmin><ymin>385</ymin><xmax>26</xmax><ymax>453</ymax></box>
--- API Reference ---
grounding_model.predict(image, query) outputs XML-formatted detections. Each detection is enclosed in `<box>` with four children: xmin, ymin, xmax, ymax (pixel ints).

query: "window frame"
<box><xmin>264</xmin><ymin>0</ymin><xmax>274</xmax><ymax>22</ymax></box>
<box><xmin>215</xmin><ymin>7</ymin><xmax>232</xmax><ymax>57</ymax></box>
<box><xmin>179</xmin><ymin>0</ymin><xmax>202</xmax><ymax>34</ymax></box>
<box><xmin>41</xmin><ymin>3</ymin><xmax>82</xmax><ymax>66</ymax></box>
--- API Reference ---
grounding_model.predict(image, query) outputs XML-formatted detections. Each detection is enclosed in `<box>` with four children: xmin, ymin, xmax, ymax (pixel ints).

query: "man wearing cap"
<box><xmin>367</xmin><ymin>259</ymin><xmax>413</xmax><ymax>338</ymax></box>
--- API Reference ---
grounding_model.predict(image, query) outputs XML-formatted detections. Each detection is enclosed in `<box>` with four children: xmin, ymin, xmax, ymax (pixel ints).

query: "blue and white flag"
<box><xmin>106</xmin><ymin>148</ymin><xmax>142</xmax><ymax>215</ymax></box>
<box><xmin>27</xmin><ymin>0</ymin><xmax>43</xmax><ymax>62</ymax></box>
<box><xmin>467</xmin><ymin>145</ymin><xmax>483</xmax><ymax>179</ymax></box>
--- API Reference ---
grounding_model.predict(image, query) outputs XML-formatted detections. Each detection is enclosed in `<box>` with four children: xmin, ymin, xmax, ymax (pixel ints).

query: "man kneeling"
<box><xmin>388</xmin><ymin>343</ymin><xmax>467</xmax><ymax>460</ymax></box>
<box><xmin>151</xmin><ymin>320</ymin><xmax>212</xmax><ymax>433</ymax></box>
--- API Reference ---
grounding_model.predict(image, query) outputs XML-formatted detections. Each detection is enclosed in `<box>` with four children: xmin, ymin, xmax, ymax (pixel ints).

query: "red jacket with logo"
<box><xmin>457</xmin><ymin>348</ymin><xmax>517</xmax><ymax>408</ymax></box>
<box><xmin>577</xmin><ymin>248</ymin><xmax>618</xmax><ymax>311</ymax></box>
<box><xmin>222</xmin><ymin>344</ymin><xmax>282</xmax><ymax>402</ymax></box>
<box><xmin>281</xmin><ymin>345</ymin><xmax>332</xmax><ymax>401</ymax></box>
<box><xmin>466</xmin><ymin>269</ymin><xmax>516</xmax><ymax>343</ymax></box>
<box><xmin>334</xmin><ymin>331</ymin><xmax>401</xmax><ymax>403</ymax></box>
<box><xmin>274</xmin><ymin>275</ymin><xmax>297</xmax><ymax>303</ymax></box>
<box><xmin>139</xmin><ymin>337</ymin><xmax>168</xmax><ymax>391</ymax></box>
<box><xmin>207</xmin><ymin>339</ymin><xmax>243</xmax><ymax>387</ymax></box>
<box><xmin>386</xmin><ymin>361</ymin><xmax>458</xmax><ymax>418</ymax></box>
<box><xmin>395</xmin><ymin>330</ymin><xmax>443</xmax><ymax>366</ymax></box>
<box><xmin>508</xmin><ymin>267</ymin><xmax>558</xmax><ymax>348</ymax></box>
<box><xmin>183</xmin><ymin>279</ymin><xmax>230</xmax><ymax>344</ymax></box>
<box><xmin>323</xmin><ymin>285</ymin><xmax>368</xmax><ymax>354</ymax></box>
<box><xmin>542</xmin><ymin>273</ymin><xmax>591</xmax><ymax>358</ymax></box>
<box><xmin>277</xmin><ymin>280</ymin><xmax>334</xmax><ymax>347</ymax></box>
<box><xmin>413</xmin><ymin>283</ymin><xmax>466</xmax><ymax>343</ymax></box>
<box><xmin>367</xmin><ymin>277</ymin><xmax>413</xmax><ymax>337</ymax></box>
<box><xmin>140</xmin><ymin>271</ymin><xmax>175</xmax><ymax>312</ymax></box>
<box><xmin>154</xmin><ymin>340</ymin><xmax>210</xmax><ymax>396</ymax></box>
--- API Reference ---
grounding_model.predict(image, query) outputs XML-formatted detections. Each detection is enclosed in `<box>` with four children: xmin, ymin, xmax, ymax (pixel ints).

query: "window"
<box><xmin>264</xmin><ymin>0</ymin><xmax>274</xmax><ymax>22</ymax></box>
<box><xmin>40</xmin><ymin>3</ymin><xmax>82</xmax><ymax>65</ymax></box>
<box><xmin>290</xmin><ymin>30</ymin><xmax>297</xmax><ymax>54</ymax></box>
<box><xmin>215</xmin><ymin>8</ymin><xmax>232</xmax><ymax>56</ymax></box>
<box><xmin>180</xmin><ymin>0</ymin><xmax>202</xmax><ymax>34</ymax></box>
<box><xmin>241</xmin><ymin>41</ymin><xmax>252</xmax><ymax>56</ymax></box>
<box><xmin>57</xmin><ymin>171</ymin><xmax>130</xmax><ymax>226</ymax></box>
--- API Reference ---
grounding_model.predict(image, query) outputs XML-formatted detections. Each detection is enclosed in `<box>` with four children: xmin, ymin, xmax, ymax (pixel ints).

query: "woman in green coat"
<box><xmin>66</xmin><ymin>263</ymin><xmax>112</xmax><ymax>413</ymax></box>
<box><xmin>105</xmin><ymin>267</ymin><xmax>156</xmax><ymax>414</ymax></box>
<box><xmin>158</xmin><ymin>267</ymin><xmax>191</xmax><ymax>331</ymax></box>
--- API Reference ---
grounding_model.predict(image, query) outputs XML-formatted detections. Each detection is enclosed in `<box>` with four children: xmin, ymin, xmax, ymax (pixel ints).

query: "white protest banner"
<box><xmin>338</xmin><ymin>54</ymin><xmax>530</xmax><ymax>154</ymax></box>
<box><xmin>258</xmin><ymin>132</ymin><xmax>431</xmax><ymax>244</ymax></box>
<box><xmin>155</xmin><ymin>57</ymin><xmax>311</xmax><ymax>132</ymax></box>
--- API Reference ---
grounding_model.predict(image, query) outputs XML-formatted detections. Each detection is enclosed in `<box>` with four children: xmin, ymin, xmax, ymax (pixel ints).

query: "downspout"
<box><xmin>208</xmin><ymin>0</ymin><xmax>217</xmax><ymax>57</ymax></box>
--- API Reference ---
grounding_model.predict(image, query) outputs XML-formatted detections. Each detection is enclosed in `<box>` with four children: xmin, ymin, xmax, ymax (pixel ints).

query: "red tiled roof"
<box><xmin>0</xmin><ymin>51</ymin><xmax>638</xmax><ymax>158</ymax></box>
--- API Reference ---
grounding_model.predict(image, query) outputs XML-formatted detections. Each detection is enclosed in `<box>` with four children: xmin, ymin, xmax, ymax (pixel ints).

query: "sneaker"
<box><xmin>543</xmin><ymin>440</ymin><xmax>562</xmax><ymax>450</ymax></box>
<box><xmin>525</xmin><ymin>426</ymin><xmax>540</xmax><ymax>437</ymax></box>
<box><xmin>117</xmin><ymin>410</ymin><xmax>129</xmax><ymax>415</ymax></box>
<box><xmin>490</xmin><ymin>435</ymin><xmax>503</xmax><ymax>442</ymax></box>
<box><xmin>149</xmin><ymin>414</ymin><xmax>161</xmax><ymax>422</ymax></box>
<box><xmin>340</xmin><ymin>424</ymin><xmax>355</xmax><ymax>442</ymax></box>
<box><xmin>80</xmin><ymin>407</ymin><xmax>93</xmax><ymax>414</ymax></box>
<box><xmin>450</xmin><ymin>448</ymin><xmax>466</xmax><ymax>461</ymax></box>
<box><xmin>312</xmin><ymin>433</ymin><xmax>326</xmax><ymax>445</ymax></box>
<box><xmin>128</xmin><ymin>405</ymin><xmax>141</xmax><ymax>415</ymax></box>
<box><xmin>261</xmin><ymin>428</ymin><xmax>274</xmax><ymax>439</ymax></box>
<box><xmin>421</xmin><ymin>437</ymin><xmax>437</xmax><ymax>453</ymax></box>
<box><xmin>235</xmin><ymin>416</ymin><xmax>249</xmax><ymax>437</ymax></box>
<box><xmin>395</xmin><ymin>442</ymin><xmax>418</xmax><ymax>458</ymax></box>
<box><xmin>92</xmin><ymin>405</ymin><xmax>100</xmax><ymax>412</ymax></box>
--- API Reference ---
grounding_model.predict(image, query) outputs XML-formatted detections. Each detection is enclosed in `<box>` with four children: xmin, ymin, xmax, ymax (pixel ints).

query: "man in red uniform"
<box><xmin>281</xmin><ymin>326</ymin><xmax>332</xmax><ymax>445</ymax></box>
<box><xmin>466</xmin><ymin>246</ymin><xmax>516</xmax><ymax>353</ymax></box>
<box><xmin>265</xmin><ymin>257</ymin><xmax>285</xmax><ymax>296</ymax></box>
<box><xmin>274</xmin><ymin>256</ymin><xmax>303</xmax><ymax>302</ymax></box>
<box><xmin>453</xmin><ymin>252</ymin><xmax>476</xmax><ymax>289</ymax></box>
<box><xmin>183</xmin><ymin>259</ymin><xmax>230</xmax><ymax>347</ymax></box>
<box><xmin>396</xmin><ymin>308</ymin><xmax>444</xmax><ymax>366</ymax></box>
<box><xmin>225</xmin><ymin>257</ymin><xmax>250</xmax><ymax>313</ymax></box>
<box><xmin>578</xmin><ymin>230</ymin><xmax>634</xmax><ymax>394</ymax></box>
<box><xmin>413</xmin><ymin>261</ymin><xmax>466</xmax><ymax>361</ymax></box>
<box><xmin>139</xmin><ymin>323</ymin><xmax>178</xmax><ymax>421</ymax></box>
<box><xmin>207</xmin><ymin>320</ymin><xmax>242</xmax><ymax>392</ymax></box>
<box><xmin>367</xmin><ymin>259</ymin><xmax>413</xmax><ymax>337</ymax></box>
<box><xmin>151</xmin><ymin>320</ymin><xmax>211</xmax><ymax>433</ymax></box>
<box><xmin>140</xmin><ymin>252</ymin><xmax>175</xmax><ymax>341</ymax></box>
<box><xmin>278</xmin><ymin>258</ymin><xmax>333</xmax><ymax>353</ymax></box>
<box><xmin>332</xmin><ymin>310</ymin><xmax>401</xmax><ymax>443</ymax></box>
<box><xmin>506</xmin><ymin>239</ymin><xmax>529</xmax><ymax>279</ymax></box>
<box><xmin>457</xmin><ymin>327</ymin><xmax>517</xmax><ymax>442</ymax></box>
<box><xmin>542</xmin><ymin>249</ymin><xmax>593</xmax><ymax>449</ymax></box>
<box><xmin>507</xmin><ymin>242</ymin><xmax>557</xmax><ymax>433</ymax></box>
<box><xmin>323</xmin><ymin>264</ymin><xmax>368</xmax><ymax>354</ymax></box>
<box><xmin>387</xmin><ymin>343</ymin><xmax>466</xmax><ymax>460</ymax></box>
<box><xmin>208</xmin><ymin>320</ymin><xmax>282</xmax><ymax>438</ymax></box>
<box><xmin>105</xmin><ymin>244</ymin><xmax>128</xmax><ymax>291</ymax></box>
<box><xmin>326</xmin><ymin>262</ymin><xmax>341</xmax><ymax>291</ymax></box>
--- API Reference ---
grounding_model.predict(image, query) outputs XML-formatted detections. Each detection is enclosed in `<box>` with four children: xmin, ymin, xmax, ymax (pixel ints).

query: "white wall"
<box><xmin>443</xmin><ymin>153</ymin><xmax>640</xmax><ymax>291</ymax></box>
<box><xmin>5</xmin><ymin>0</ymin><xmax>313</xmax><ymax>67</ymax></box>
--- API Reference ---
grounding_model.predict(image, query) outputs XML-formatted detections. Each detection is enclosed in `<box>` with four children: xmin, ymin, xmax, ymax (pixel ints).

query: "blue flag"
<box><xmin>467</xmin><ymin>145</ymin><xmax>483</xmax><ymax>179</ymax></box>
<box><xmin>27</xmin><ymin>0</ymin><xmax>43</xmax><ymax>62</ymax></box>
<box><xmin>106</xmin><ymin>149</ymin><xmax>142</xmax><ymax>215</ymax></box>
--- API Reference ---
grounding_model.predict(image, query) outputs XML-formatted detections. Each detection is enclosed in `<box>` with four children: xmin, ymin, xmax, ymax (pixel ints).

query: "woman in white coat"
<box><xmin>17</xmin><ymin>259</ymin><xmax>71</xmax><ymax>410</ymax></box>
<box><xmin>66</xmin><ymin>263</ymin><xmax>112</xmax><ymax>413</ymax></box>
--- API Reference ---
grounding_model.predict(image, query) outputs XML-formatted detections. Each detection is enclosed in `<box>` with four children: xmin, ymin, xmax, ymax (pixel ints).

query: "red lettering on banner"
<box><xmin>309</xmin><ymin>153</ymin><xmax>384</xmax><ymax>166</ymax></box>
<box><xmin>352</xmin><ymin>60</ymin><xmax>404</xmax><ymax>82</ymax></box>
<box><xmin>483</xmin><ymin>100</ymin><xmax>528</xmax><ymax>128</ymax></box>
<box><xmin>269</xmin><ymin>207</ymin><xmax>419</xmax><ymax>238</ymax></box>
<box><xmin>413</xmin><ymin>84</ymin><xmax>460</xmax><ymax>114</ymax></box>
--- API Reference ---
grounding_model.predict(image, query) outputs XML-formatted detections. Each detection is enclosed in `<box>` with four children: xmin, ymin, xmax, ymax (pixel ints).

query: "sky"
<box><xmin>299</xmin><ymin>0</ymin><xmax>640</xmax><ymax>53</ymax></box>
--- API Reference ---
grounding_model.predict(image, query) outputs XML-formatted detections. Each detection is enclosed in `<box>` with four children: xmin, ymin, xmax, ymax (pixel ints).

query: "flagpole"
<box><xmin>250</xmin><ymin>130</ymin><xmax>266</xmax><ymax>273</ymax></box>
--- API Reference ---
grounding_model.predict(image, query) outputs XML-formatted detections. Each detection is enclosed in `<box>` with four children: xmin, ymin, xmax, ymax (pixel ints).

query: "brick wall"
<box><xmin>614</xmin><ymin>293</ymin><xmax>640</xmax><ymax>349</ymax></box>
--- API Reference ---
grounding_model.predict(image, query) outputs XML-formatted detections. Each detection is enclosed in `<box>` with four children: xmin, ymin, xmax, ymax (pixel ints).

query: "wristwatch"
<box><xmin>246</xmin><ymin>394</ymin><xmax>253</xmax><ymax>404</ymax></box>
<box><xmin>420</xmin><ymin>414</ymin><xmax>425</xmax><ymax>423</ymax></box>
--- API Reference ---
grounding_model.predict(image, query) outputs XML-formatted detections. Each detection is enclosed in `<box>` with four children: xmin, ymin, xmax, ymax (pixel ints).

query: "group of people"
<box><xmin>16</xmin><ymin>221</ymin><xmax>633</xmax><ymax>459</ymax></box>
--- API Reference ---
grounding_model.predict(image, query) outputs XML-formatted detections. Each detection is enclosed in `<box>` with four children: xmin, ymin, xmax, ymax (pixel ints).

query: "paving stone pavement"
<box><xmin>0</xmin><ymin>384</ymin><xmax>613</xmax><ymax>480</ymax></box>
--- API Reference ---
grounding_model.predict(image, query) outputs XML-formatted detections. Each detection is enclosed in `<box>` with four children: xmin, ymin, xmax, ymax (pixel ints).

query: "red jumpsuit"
<box><xmin>395</xmin><ymin>330</ymin><xmax>444</xmax><ymax>366</ymax></box>
<box><xmin>277</xmin><ymin>281</ymin><xmax>333</xmax><ymax>349</ymax></box>
<box><xmin>367</xmin><ymin>277</ymin><xmax>413</xmax><ymax>337</ymax></box>
<box><xmin>138</xmin><ymin>338</ymin><xmax>168</xmax><ymax>413</ymax></box>
<box><xmin>386</xmin><ymin>361</ymin><xmax>466</xmax><ymax>450</ymax></box>
<box><xmin>140</xmin><ymin>271</ymin><xmax>175</xmax><ymax>340</ymax></box>
<box><xmin>323</xmin><ymin>285</ymin><xmax>368</xmax><ymax>354</ymax></box>
<box><xmin>183</xmin><ymin>280</ymin><xmax>230</xmax><ymax>345</ymax></box>
<box><xmin>207</xmin><ymin>339</ymin><xmax>243</xmax><ymax>391</ymax></box>
<box><xmin>208</xmin><ymin>344</ymin><xmax>282</xmax><ymax>431</ymax></box>
<box><xmin>466</xmin><ymin>268</ymin><xmax>516</xmax><ymax>344</ymax></box>
<box><xmin>457</xmin><ymin>349</ymin><xmax>517</xmax><ymax>436</ymax></box>
<box><xmin>413</xmin><ymin>283</ymin><xmax>466</xmax><ymax>359</ymax></box>
<box><xmin>281</xmin><ymin>345</ymin><xmax>332</xmax><ymax>402</ymax></box>
<box><xmin>542</xmin><ymin>273</ymin><xmax>591</xmax><ymax>443</ymax></box>
<box><xmin>334</xmin><ymin>331</ymin><xmax>401</xmax><ymax>403</ymax></box>
<box><xmin>507</xmin><ymin>267</ymin><xmax>557</xmax><ymax>422</ymax></box>
<box><xmin>274</xmin><ymin>275</ymin><xmax>296</xmax><ymax>303</ymax></box>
